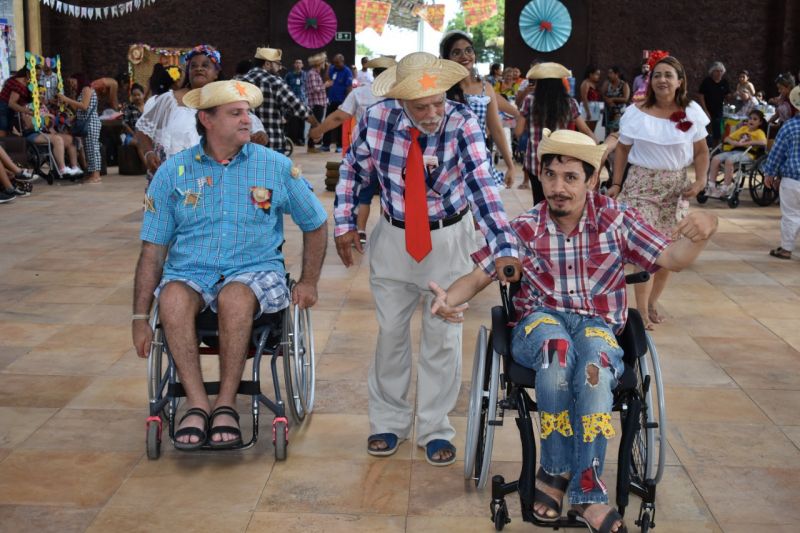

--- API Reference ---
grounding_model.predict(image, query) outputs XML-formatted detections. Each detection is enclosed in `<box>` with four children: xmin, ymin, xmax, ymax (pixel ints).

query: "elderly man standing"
<box><xmin>334</xmin><ymin>52</ymin><xmax>521</xmax><ymax>466</ymax></box>
<box><xmin>697</xmin><ymin>61</ymin><xmax>731</xmax><ymax>147</ymax></box>
<box><xmin>132</xmin><ymin>80</ymin><xmax>328</xmax><ymax>450</ymax></box>
<box><xmin>242</xmin><ymin>47</ymin><xmax>320</xmax><ymax>153</ymax></box>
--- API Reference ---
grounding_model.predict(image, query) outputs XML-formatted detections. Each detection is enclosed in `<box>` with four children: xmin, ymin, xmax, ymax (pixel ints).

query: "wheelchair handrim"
<box><xmin>475</xmin><ymin>348</ymin><xmax>501</xmax><ymax>489</ymax></box>
<box><xmin>464</xmin><ymin>326</ymin><xmax>488</xmax><ymax>479</ymax></box>
<box><xmin>645</xmin><ymin>333</ymin><xmax>667</xmax><ymax>485</ymax></box>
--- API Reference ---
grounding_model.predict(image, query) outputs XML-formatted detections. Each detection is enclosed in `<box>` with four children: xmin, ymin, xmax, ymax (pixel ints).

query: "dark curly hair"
<box><xmin>531</xmin><ymin>78</ymin><xmax>573</xmax><ymax>130</ymax></box>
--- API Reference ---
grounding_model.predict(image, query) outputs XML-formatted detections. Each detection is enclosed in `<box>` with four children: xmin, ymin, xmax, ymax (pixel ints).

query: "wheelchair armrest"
<box><xmin>491</xmin><ymin>305</ymin><xmax>511</xmax><ymax>356</ymax></box>
<box><xmin>617</xmin><ymin>308</ymin><xmax>648</xmax><ymax>366</ymax></box>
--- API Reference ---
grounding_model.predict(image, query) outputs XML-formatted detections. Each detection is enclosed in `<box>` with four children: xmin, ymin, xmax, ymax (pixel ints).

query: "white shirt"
<box><xmin>618</xmin><ymin>101</ymin><xmax>709</xmax><ymax>171</ymax></box>
<box><xmin>136</xmin><ymin>91</ymin><xmax>265</xmax><ymax>158</ymax></box>
<box><xmin>356</xmin><ymin>69</ymin><xmax>373</xmax><ymax>88</ymax></box>
<box><xmin>339</xmin><ymin>85</ymin><xmax>380</xmax><ymax>124</ymax></box>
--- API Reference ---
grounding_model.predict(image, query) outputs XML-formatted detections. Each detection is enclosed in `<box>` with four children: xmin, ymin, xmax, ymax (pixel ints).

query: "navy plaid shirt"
<box><xmin>241</xmin><ymin>67</ymin><xmax>310</xmax><ymax>152</ymax></box>
<box><xmin>762</xmin><ymin>115</ymin><xmax>800</xmax><ymax>181</ymax></box>
<box><xmin>141</xmin><ymin>142</ymin><xmax>327</xmax><ymax>291</ymax></box>
<box><xmin>334</xmin><ymin>98</ymin><xmax>518</xmax><ymax>258</ymax></box>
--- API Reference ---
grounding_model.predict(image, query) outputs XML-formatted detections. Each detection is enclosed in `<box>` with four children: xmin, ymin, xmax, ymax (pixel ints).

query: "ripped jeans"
<box><xmin>511</xmin><ymin>309</ymin><xmax>623</xmax><ymax>505</ymax></box>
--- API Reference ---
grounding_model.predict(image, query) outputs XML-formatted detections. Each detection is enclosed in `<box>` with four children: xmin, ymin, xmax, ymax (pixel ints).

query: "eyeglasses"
<box><xmin>449</xmin><ymin>47</ymin><xmax>475</xmax><ymax>59</ymax></box>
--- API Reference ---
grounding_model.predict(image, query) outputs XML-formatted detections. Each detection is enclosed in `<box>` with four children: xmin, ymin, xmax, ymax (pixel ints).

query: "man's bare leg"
<box><xmin>212</xmin><ymin>282</ymin><xmax>257</xmax><ymax>443</ymax></box>
<box><xmin>158</xmin><ymin>282</ymin><xmax>207</xmax><ymax>444</ymax></box>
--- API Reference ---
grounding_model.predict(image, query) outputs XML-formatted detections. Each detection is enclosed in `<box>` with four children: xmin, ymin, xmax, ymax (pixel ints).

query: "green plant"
<box><xmin>446</xmin><ymin>0</ymin><xmax>505</xmax><ymax>64</ymax></box>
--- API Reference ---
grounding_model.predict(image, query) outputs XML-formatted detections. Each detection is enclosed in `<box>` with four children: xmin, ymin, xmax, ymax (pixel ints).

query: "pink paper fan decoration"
<box><xmin>288</xmin><ymin>0</ymin><xmax>338</xmax><ymax>49</ymax></box>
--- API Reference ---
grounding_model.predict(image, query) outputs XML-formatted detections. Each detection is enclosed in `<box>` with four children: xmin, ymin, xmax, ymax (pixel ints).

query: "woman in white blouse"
<box><xmin>135</xmin><ymin>44</ymin><xmax>266</xmax><ymax>185</ymax></box>
<box><xmin>608</xmin><ymin>56</ymin><xmax>710</xmax><ymax>329</ymax></box>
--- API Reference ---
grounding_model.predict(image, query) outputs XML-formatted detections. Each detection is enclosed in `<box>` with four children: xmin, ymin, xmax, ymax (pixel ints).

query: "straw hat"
<box><xmin>183</xmin><ymin>80</ymin><xmax>263</xmax><ymax>110</ymax></box>
<box><xmin>790</xmin><ymin>86</ymin><xmax>800</xmax><ymax>113</ymax></box>
<box><xmin>365</xmin><ymin>56</ymin><xmax>397</xmax><ymax>69</ymax></box>
<box><xmin>372</xmin><ymin>52</ymin><xmax>468</xmax><ymax>100</ymax></box>
<box><xmin>537</xmin><ymin>128</ymin><xmax>605</xmax><ymax>171</ymax></box>
<box><xmin>526</xmin><ymin>62</ymin><xmax>572</xmax><ymax>80</ymax></box>
<box><xmin>255</xmin><ymin>47</ymin><xmax>282</xmax><ymax>62</ymax></box>
<box><xmin>308</xmin><ymin>52</ymin><xmax>328</xmax><ymax>67</ymax></box>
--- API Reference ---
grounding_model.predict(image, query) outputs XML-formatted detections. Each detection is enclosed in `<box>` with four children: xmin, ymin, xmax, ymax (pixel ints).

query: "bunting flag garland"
<box><xmin>355</xmin><ymin>0</ymin><xmax>392</xmax><ymax>35</ymax></box>
<box><xmin>462</xmin><ymin>0</ymin><xmax>497</xmax><ymax>28</ymax></box>
<box><xmin>39</xmin><ymin>0</ymin><xmax>157</xmax><ymax>20</ymax></box>
<box><xmin>412</xmin><ymin>3</ymin><xmax>445</xmax><ymax>32</ymax></box>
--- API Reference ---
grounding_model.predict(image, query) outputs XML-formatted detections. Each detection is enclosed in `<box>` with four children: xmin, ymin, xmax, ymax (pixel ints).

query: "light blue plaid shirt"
<box><xmin>761</xmin><ymin>115</ymin><xmax>800</xmax><ymax>181</ymax></box>
<box><xmin>141</xmin><ymin>142</ymin><xmax>327</xmax><ymax>291</ymax></box>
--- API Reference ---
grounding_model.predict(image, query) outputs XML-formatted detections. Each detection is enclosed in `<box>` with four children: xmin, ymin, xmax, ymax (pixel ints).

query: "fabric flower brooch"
<box><xmin>250</xmin><ymin>186</ymin><xmax>272</xmax><ymax>213</ymax></box>
<box><xmin>669</xmin><ymin>110</ymin><xmax>693</xmax><ymax>132</ymax></box>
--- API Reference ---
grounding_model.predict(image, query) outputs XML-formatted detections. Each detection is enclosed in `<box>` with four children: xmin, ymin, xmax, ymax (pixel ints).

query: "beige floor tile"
<box><xmin>658</xmin><ymin>357</ymin><xmax>737</xmax><ymax>389</ymax></box>
<box><xmin>781</xmin><ymin>426</ymin><xmax>800</xmax><ymax>448</ymax></box>
<box><xmin>668</xmin><ymin>421</ymin><xmax>800</xmax><ymax>468</ymax></box>
<box><xmin>758</xmin><ymin>317</ymin><xmax>800</xmax><ymax>352</ymax></box>
<box><xmin>0</xmin><ymin>374</ymin><xmax>92</xmax><ymax>408</ymax></box>
<box><xmin>258</xmin><ymin>457</ymin><xmax>410</xmax><ymax>515</ymax></box>
<box><xmin>664</xmin><ymin>387</ymin><xmax>770</xmax><ymax>423</ymax></box>
<box><xmin>23</xmin><ymin>408</ymin><xmax>146</xmax><ymax>452</ymax></box>
<box><xmin>0</xmin><ymin>322</ymin><xmax>65</xmax><ymax>348</ymax></box>
<box><xmin>107</xmin><ymin>453</ymin><xmax>271</xmax><ymax>513</ymax></box>
<box><xmin>34</xmin><ymin>324</ymin><xmax>132</xmax><ymax>353</ymax></box>
<box><xmin>686</xmin><ymin>465</ymin><xmax>800</xmax><ymax>525</ymax></box>
<box><xmin>0</xmin><ymin>505</ymin><xmax>99</xmax><ymax>533</ymax></box>
<box><xmin>0</xmin><ymin>450</ymin><xmax>140</xmax><ymax>507</ymax></box>
<box><xmin>0</xmin><ymin>346</ymin><xmax>29</xmax><ymax>370</ymax></box>
<box><xmin>0</xmin><ymin>449</ymin><xmax>9</xmax><ymax>463</ymax></box>
<box><xmin>406</xmin><ymin>515</ymin><xmax>523</xmax><ymax>532</ymax></box>
<box><xmin>315</xmin><ymin>353</ymin><xmax>371</xmax><ymax>381</ymax></box>
<box><xmin>0</xmin><ymin>407</ymin><xmax>58</xmax><ymax>448</ymax></box>
<box><xmin>66</xmin><ymin>376</ymin><xmax>147</xmax><ymax>410</ymax></box>
<box><xmin>312</xmin><ymin>380</ymin><xmax>369</xmax><ymax>414</ymax></box>
<box><xmin>247</xmin><ymin>512</ymin><xmax>406</xmax><ymax>533</ymax></box>
<box><xmin>87</xmin><ymin>507</ymin><xmax>253</xmax><ymax>533</ymax></box>
<box><xmin>747</xmin><ymin>390</ymin><xmax>800</xmax><ymax>425</ymax></box>
<box><xmin>5</xmin><ymin>346</ymin><xmax>126</xmax><ymax>376</ymax></box>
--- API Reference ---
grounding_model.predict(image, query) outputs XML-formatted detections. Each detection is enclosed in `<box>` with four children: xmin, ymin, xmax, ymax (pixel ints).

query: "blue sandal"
<box><xmin>367</xmin><ymin>433</ymin><xmax>401</xmax><ymax>456</ymax></box>
<box><xmin>425</xmin><ymin>439</ymin><xmax>456</xmax><ymax>466</ymax></box>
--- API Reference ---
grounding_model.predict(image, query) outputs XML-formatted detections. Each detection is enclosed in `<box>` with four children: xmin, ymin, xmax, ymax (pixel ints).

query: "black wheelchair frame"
<box><xmin>465</xmin><ymin>269</ymin><xmax>666</xmax><ymax>532</ymax></box>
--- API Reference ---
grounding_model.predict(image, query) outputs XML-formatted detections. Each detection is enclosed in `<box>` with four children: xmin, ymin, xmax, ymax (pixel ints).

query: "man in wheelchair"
<box><xmin>431</xmin><ymin>129</ymin><xmax>717</xmax><ymax>532</ymax></box>
<box><xmin>131</xmin><ymin>80</ymin><xmax>328</xmax><ymax>450</ymax></box>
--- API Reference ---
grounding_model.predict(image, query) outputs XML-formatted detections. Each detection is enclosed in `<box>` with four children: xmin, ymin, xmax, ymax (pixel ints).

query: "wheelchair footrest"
<box><xmin>168</xmin><ymin>380</ymin><xmax>262</xmax><ymax>398</ymax></box>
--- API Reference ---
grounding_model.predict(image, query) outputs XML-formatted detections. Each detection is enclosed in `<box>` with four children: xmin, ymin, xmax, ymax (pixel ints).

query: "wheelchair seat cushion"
<box><xmin>195</xmin><ymin>307</ymin><xmax>283</xmax><ymax>334</ymax></box>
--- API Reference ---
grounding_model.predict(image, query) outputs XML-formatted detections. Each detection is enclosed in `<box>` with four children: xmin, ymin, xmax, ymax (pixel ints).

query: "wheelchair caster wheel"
<box><xmin>146</xmin><ymin>418</ymin><xmax>162</xmax><ymax>460</ymax></box>
<box><xmin>727</xmin><ymin>193</ymin><xmax>740</xmax><ymax>208</ymax></box>
<box><xmin>273</xmin><ymin>418</ymin><xmax>288</xmax><ymax>461</ymax></box>
<box><xmin>491</xmin><ymin>499</ymin><xmax>510</xmax><ymax>531</ymax></box>
<box><xmin>638</xmin><ymin>511</ymin><xmax>651</xmax><ymax>532</ymax></box>
<box><xmin>696</xmin><ymin>190</ymin><xmax>708</xmax><ymax>204</ymax></box>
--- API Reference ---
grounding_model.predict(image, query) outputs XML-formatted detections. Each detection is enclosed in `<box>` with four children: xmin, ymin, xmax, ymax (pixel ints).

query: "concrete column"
<box><xmin>24</xmin><ymin>0</ymin><xmax>41</xmax><ymax>55</ymax></box>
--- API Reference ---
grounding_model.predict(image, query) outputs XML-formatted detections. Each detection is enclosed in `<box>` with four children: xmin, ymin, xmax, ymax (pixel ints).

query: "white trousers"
<box><xmin>780</xmin><ymin>178</ymin><xmax>800</xmax><ymax>252</ymax></box>
<box><xmin>368</xmin><ymin>214</ymin><xmax>476</xmax><ymax>446</ymax></box>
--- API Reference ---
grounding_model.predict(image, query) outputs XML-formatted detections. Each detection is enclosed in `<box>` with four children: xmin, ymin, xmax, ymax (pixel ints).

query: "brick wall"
<box><xmin>39</xmin><ymin>0</ymin><xmax>356</xmax><ymax>81</ymax></box>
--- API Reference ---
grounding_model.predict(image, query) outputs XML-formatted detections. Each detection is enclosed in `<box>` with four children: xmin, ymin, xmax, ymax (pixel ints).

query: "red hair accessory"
<box><xmin>669</xmin><ymin>110</ymin><xmax>693</xmax><ymax>132</ymax></box>
<box><xmin>646</xmin><ymin>50</ymin><xmax>669</xmax><ymax>71</ymax></box>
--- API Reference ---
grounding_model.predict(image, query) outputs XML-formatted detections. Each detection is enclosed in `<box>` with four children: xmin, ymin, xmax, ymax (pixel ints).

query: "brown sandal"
<box><xmin>769</xmin><ymin>247</ymin><xmax>792</xmax><ymax>260</ymax></box>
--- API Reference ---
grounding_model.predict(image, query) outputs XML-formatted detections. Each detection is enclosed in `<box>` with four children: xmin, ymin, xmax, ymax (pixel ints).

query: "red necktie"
<box><xmin>405</xmin><ymin>127</ymin><xmax>432</xmax><ymax>262</ymax></box>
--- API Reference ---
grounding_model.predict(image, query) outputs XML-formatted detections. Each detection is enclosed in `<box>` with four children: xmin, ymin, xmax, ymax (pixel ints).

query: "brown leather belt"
<box><xmin>383</xmin><ymin>206</ymin><xmax>469</xmax><ymax>231</ymax></box>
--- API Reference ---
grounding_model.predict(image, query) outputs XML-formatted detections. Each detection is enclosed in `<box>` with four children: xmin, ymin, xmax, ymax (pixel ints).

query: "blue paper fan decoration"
<box><xmin>519</xmin><ymin>0</ymin><xmax>572</xmax><ymax>53</ymax></box>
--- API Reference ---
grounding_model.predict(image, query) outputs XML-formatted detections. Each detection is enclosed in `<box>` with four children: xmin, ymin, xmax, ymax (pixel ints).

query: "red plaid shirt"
<box><xmin>472</xmin><ymin>193</ymin><xmax>670</xmax><ymax>332</ymax></box>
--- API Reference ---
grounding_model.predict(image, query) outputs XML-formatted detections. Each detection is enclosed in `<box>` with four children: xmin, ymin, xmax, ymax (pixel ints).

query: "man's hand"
<box><xmin>334</xmin><ymin>230</ymin><xmax>364</xmax><ymax>267</ymax></box>
<box><xmin>674</xmin><ymin>211</ymin><xmax>718</xmax><ymax>242</ymax></box>
<box><xmin>429</xmin><ymin>281</ymin><xmax>469</xmax><ymax>323</ymax></box>
<box><xmin>309</xmin><ymin>125</ymin><xmax>323</xmax><ymax>143</ymax></box>
<box><xmin>250</xmin><ymin>131</ymin><xmax>268</xmax><ymax>146</ymax></box>
<box><xmin>681</xmin><ymin>179</ymin><xmax>705</xmax><ymax>199</ymax></box>
<box><xmin>132</xmin><ymin>320</ymin><xmax>153</xmax><ymax>358</ymax></box>
<box><xmin>292</xmin><ymin>279</ymin><xmax>318</xmax><ymax>309</ymax></box>
<box><xmin>495</xmin><ymin>256</ymin><xmax>522</xmax><ymax>282</ymax></box>
<box><xmin>765</xmin><ymin>175</ymin><xmax>780</xmax><ymax>189</ymax></box>
<box><xmin>145</xmin><ymin>152</ymin><xmax>162</xmax><ymax>175</ymax></box>
<box><xmin>504</xmin><ymin>161</ymin><xmax>516</xmax><ymax>188</ymax></box>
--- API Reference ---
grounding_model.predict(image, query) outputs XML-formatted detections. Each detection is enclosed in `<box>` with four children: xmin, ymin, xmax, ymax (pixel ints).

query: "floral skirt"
<box><xmin>618</xmin><ymin>164</ymin><xmax>691</xmax><ymax>235</ymax></box>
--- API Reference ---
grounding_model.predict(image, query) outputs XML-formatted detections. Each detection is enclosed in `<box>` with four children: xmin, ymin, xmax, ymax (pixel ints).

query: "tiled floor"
<box><xmin>1</xmin><ymin>152</ymin><xmax>799</xmax><ymax>533</ymax></box>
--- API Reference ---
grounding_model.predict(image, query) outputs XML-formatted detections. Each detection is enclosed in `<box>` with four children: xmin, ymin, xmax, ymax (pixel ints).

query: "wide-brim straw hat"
<box><xmin>183</xmin><ymin>80</ymin><xmax>263</xmax><ymax>110</ymax></box>
<box><xmin>255</xmin><ymin>47</ymin><xmax>282</xmax><ymax>62</ymax></box>
<box><xmin>365</xmin><ymin>56</ymin><xmax>397</xmax><ymax>69</ymax></box>
<box><xmin>790</xmin><ymin>85</ymin><xmax>800</xmax><ymax>113</ymax></box>
<box><xmin>537</xmin><ymin>128</ymin><xmax>605</xmax><ymax>171</ymax></box>
<box><xmin>308</xmin><ymin>52</ymin><xmax>327</xmax><ymax>67</ymax></box>
<box><xmin>527</xmin><ymin>62</ymin><xmax>572</xmax><ymax>80</ymax></box>
<box><xmin>372</xmin><ymin>52</ymin><xmax>468</xmax><ymax>100</ymax></box>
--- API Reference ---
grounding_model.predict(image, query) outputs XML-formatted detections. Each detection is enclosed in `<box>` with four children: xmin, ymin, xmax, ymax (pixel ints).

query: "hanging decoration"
<box><xmin>287</xmin><ymin>0</ymin><xmax>338</xmax><ymax>49</ymax></box>
<box><xmin>412</xmin><ymin>3</ymin><xmax>445</xmax><ymax>32</ymax></box>
<box><xmin>38</xmin><ymin>0</ymin><xmax>158</xmax><ymax>20</ymax></box>
<box><xmin>355</xmin><ymin>0</ymin><xmax>392</xmax><ymax>35</ymax></box>
<box><xmin>519</xmin><ymin>0</ymin><xmax>572</xmax><ymax>53</ymax></box>
<box><xmin>462</xmin><ymin>0</ymin><xmax>497</xmax><ymax>28</ymax></box>
<box><xmin>0</xmin><ymin>20</ymin><xmax>13</xmax><ymax>85</ymax></box>
<box><xmin>25</xmin><ymin>52</ymin><xmax>43</xmax><ymax>131</ymax></box>
<box><xmin>127</xmin><ymin>44</ymin><xmax>191</xmax><ymax>91</ymax></box>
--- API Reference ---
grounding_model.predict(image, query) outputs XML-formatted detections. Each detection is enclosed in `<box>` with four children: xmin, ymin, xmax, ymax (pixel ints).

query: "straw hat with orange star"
<box><xmin>183</xmin><ymin>80</ymin><xmax>263</xmax><ymax>110</ymax></box>
<box><xmin>372</xmin><ymin>52</ymin><xmax>469</xmax><ymax>100</ymax></box>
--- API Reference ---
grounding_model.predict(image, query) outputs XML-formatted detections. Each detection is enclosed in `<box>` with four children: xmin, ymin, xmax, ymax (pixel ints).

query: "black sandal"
<box><xmin>207</xmin><ymin>406</ymin><xmax>243</xmax><ymax>449</ymax></box>
<box><xmin>769</xmin><ymin>247</ymin><xmax>792</xmax><ymax>260</ymax></box>
<box><xmin>533</xmin><ymin>468</ymin><xmax>570</xmax><ymax>522</ymax></box>
<box><xmin>573</xmin><ymin>504</ymin><xmax>628</xmax><ymax>533</ymax></box>
<box><xmin>174</xmin><ymin>407</ymin><xmax>209</xmax><ymax>451</ymax></box>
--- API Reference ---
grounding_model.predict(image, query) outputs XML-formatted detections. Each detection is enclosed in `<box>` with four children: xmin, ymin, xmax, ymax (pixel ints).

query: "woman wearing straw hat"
<box><xmin>440</xmin><ymin>30</ymin><xmax>519</xmax><ymax>188</ymax></box>
<box><xmin>135</xmin><ymin>44</ymin><xmax>267</xmax><ymax>185</ymax></box>
<box><xmin>607</xmin><ymin>55</ymin><xmax>710</xmax><ymax>329</ymax></box>
<box><xmin>514</xmin><ymin>62</ymin><xmax>596</xmax><ymax>203</ymax></box>
<box><xmin>333</xmin><ymin>52</ymin><xmax>521</xmax><ymax>466</ymax></box>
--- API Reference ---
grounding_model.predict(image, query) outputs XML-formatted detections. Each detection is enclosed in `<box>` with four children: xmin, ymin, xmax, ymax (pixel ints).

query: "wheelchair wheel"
<box><xmin>273</xmin><ymin>418</ymin><xmax>288</xmax><ymax>461</ymax></box>
<box><xmin>748</xmin><ymin>157</ymin><xmax>778</xmax><ymax>206</ymax></box>
<box><xmin>282</xmin><ymin>294</ymin><xmax>316</xmax><ymax>423</ymax></box>
<box><xmin>464</xmin><ymin>326</ymin><xmax>488</xmax><ymax>479</ymax></box>
<box><xmin>146</xmin><ymin>420</ymin><xmax>161</xmax><ymax>460</ymax></box>
<box><xmin>282</xmin><ymin>137</ymin><xmax>294</xmax><ymax>157</ymax></box>
<box><xmin>474</xmin><ymin>347</ymin><xmax>501</xmax><ymax>489</ymax></box>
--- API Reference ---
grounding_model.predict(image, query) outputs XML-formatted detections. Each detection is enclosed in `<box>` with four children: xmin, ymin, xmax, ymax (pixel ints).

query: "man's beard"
<box><xmin>546</xmin><ymin>194</ymin><xmax>572</xmax><ymax>218</ymax></box>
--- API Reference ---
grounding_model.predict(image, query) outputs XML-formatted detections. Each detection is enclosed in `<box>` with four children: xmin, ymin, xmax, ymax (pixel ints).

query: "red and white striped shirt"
<box><xmin>472</xmin><ymin>193</ymin><xmax>670</xmax><ymax>332</ymax></box>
